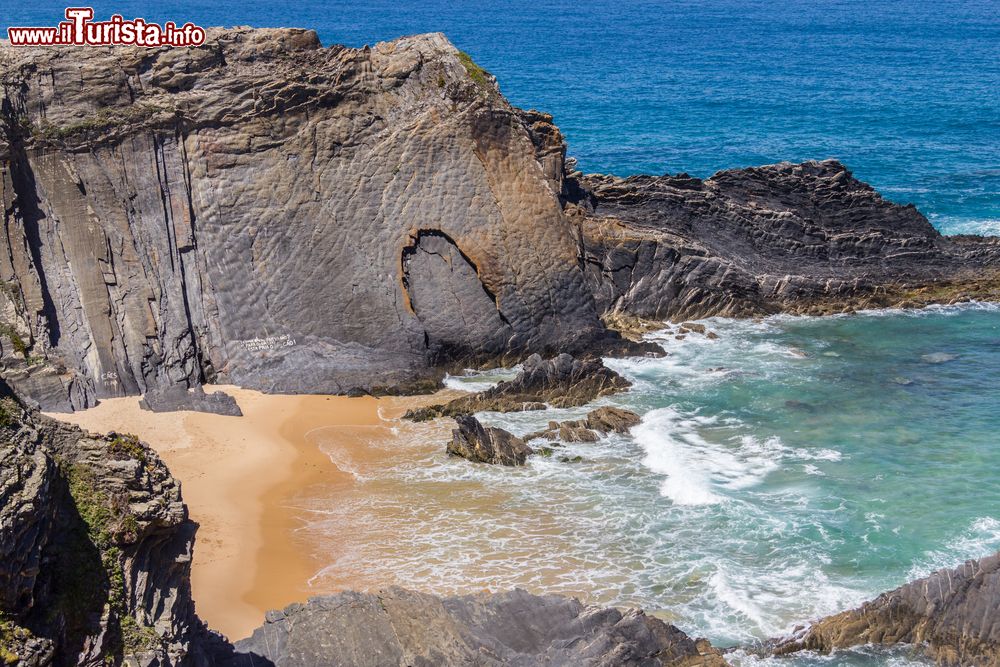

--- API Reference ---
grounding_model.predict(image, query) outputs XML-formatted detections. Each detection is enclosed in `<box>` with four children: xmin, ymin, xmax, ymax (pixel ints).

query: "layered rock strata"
<box><xmin>228</xmin><ymin>587</ymin><xmax>730</xmax><ymax>667</ymax></box>
<box><xmin>772</xmin><ymin>551</ymin><xmax>1000</xmax><ymax>665</ymax></box>
<box><xmin>568</xmin><ymin>161</ymin><xmax>1000</xmax><ymax>321</ymax></box>
<box><xmin>3</xmin><ymin>29</ymin><xmax>996</xmax><ymax>412</ymax></box>
<box><xmin>0</xmin><ymin>28</ymin><xmax>636</xmax><ymax>411</ymax></box>
<box><xmin>0</xmin><ymin>386</ymin><xmax>203</xmax><ymax>666</ymax></box>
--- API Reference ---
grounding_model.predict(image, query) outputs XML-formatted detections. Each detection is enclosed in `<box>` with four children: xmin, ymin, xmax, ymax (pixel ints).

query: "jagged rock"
<box><xmin>0</xmin><ymin>382</ymin><xmax>202</xmax><ymax>666</ymax></box>
<box><xmin>525</xmin><ymin>406</ymin><xmax>642</xmax><ymax>442</ymax></box>
<box><xmin>0</xmin><ymin>617</ymin><xmax>55</xmax><ymax>667</ymax></box>
<box><xmin>567</xmin><ymin>161</ymin><xmax>1000</xmax><ymax>321</ymax></box>
<box><xmin>228</xmin><ymin>587</ymin><xmax>730</xmax><ymax>667</ymax></box>
<box><xmin>406</xmin><ymin>354</ymin><xmax>633</xmax><ymax>421</ymax></box>
<box><xmin>448</xmin><ymin>414</ymin><xmax>533</xmax><ymax>465</ymax></box>
<box><xmin>0</xmin><ymin>28</ymin><xmax>643</xmax><ymax>411</ymax></box>
<box><xmin>139</xmin><ymin>385</ymin><xmax>243</xmax><ymax>416</ymax></box>
<box><xmin>585</xmin><ymin>406</ymin><xmax>642</xmax><ymax>433</ymax></box>
<box><xmin>772</xmin><ymin>551</ymin><xmax>1000</xmax><ymax>665</ymax></box>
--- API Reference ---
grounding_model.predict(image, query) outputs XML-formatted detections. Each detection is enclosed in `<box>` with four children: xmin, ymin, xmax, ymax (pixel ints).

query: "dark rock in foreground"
<box><xmin>448</xmin><ymin>414</ymin><xmax>533</xmax><ymax>465</ymax></box>
<box><xmin>0</xmin><ymin>383</ymin><xmax>202</xmax><ymax>666</ymax></box>
<box><xmin>772</xmin><ymin>550</ymin><xmax>1000</xmax><ymax>665</ymax></box>
<box><xmin>139</xmin><ymin>385</ymin><xmax>243</xmax><ymax>416</ymax></box>
<box><xmin>229</xmin><ymin>587</ymin><xmax>730</xmax><ymax>667</ymax></box>
<box><xmin>406</xmin><ymin>354</ymin><xmax>633</xmax><ymax>420</ymax></box>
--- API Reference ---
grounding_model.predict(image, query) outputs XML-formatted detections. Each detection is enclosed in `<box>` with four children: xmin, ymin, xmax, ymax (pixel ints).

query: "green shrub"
<box><xmin>108</xmin><ymin>433</ymin><xmax>147</xmax><ymax>465</ymax></box>
<box><xmin>0</xmin><ymin>324</ymin><xmax>28</xmax><ymax>357</ymax></box>
<box><xmin>457</xmin><ymin>51</ymin><xmax>494</xmax><ymax>93</ymax></box>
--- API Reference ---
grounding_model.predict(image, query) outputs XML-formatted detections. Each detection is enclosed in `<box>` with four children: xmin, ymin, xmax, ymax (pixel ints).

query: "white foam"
<box><xmin>908</xmin><ymin>516</ymin><xmax>1000</xmax><ymax>580</ymax></box>
<box><xmin>929</xmin><ymin>215</ymin><xmax>1000</xmax><ymax>237</ymax></box>
<box><xmin>632</xmin><ymin>408</ymin><xmax>789</xmax><ymax>505</ymax></box>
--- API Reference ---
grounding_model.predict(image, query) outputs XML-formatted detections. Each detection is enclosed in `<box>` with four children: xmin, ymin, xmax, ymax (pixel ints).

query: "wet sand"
<box><xmin>49</xmin><ymin>385</ymin><xmax>432</xmax><ymax>640</ymax></box>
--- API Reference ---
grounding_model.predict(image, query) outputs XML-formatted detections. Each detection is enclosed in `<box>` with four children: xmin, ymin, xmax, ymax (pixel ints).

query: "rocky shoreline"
<box><xmin>1</xmin><ymin>28</ymin><xmax>997</xmax><ymax>413</ymax></box>
<box><xmin>1</xmin><ymin>25</ymin><xmax>998</xmax><ymax>667</ymax></box>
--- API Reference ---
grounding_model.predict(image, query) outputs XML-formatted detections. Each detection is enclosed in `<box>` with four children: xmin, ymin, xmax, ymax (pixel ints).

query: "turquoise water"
<box><xmin>6</xmin><ymin>2</ymin><xmax>998</xmax><ymax>662</ymax></box>
<box><xmin>5</xmin><ymin>0</ymin><xmax>998</xmax><ymax>232</ymax></box>
<box><xmin>302</xmin><ymin>305</ymin><xmax>1000</xmax><ymax>664</ymax></box>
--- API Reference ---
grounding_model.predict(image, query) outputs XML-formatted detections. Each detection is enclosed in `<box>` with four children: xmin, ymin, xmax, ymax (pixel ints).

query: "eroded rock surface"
<box><xmin>448</xmin><ymin>414</ymin><xmax>533</xmax><ymax>465</ymax></box>
<box><xmin>568</xmin><ymin>161</ymin><xmax>1000</xmax><ymax>321</ymax></box>
<box><xmin>0</xmin><ymin>386</ymin><xmax>203</xmax><ymax>666</ymax></box>
<box><xmin>772</xmin><ymin>551</ymin><xmax>1000</xmax><ymax>665</ymax></box>
<box><xmin>405</xmin><ymin>353</ymin><xmax>633</xmax><ymax>420</ymax></box>
<box><xmin>0</xmin><ymin>28</ymin><xmax>637</xmax><ymax>410</ymax></box>
<box><xmin>229</xmin><ymin>587</ymin><xmax>730</xmax><ymax>667</ymax></box>
<box><xmin>526</xmin><ymin>406</ymin><xmax>641</xmax><ymax>442</ymax></box>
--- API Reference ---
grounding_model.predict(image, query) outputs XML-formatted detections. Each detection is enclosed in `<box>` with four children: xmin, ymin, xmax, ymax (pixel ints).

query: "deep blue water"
<box><xmin>5</xmin><ymin>4</ymin><xmax>999</xmax><ymax>663</ymax></box>
<box><xmin>4</xmin><ymin>0</ymin><xmax>998</xmax><ymax>233</ymax></box>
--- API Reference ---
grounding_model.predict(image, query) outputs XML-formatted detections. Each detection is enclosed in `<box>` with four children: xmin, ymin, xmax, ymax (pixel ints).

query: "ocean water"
<box><xmin>301</xmin><ymin>305</ymin><xmax>1000</xmax><ymax>665</ymax></box>
<box><xmin>6</xmin><ymin>2</ymin><xmax>998</xmax><ymax>663</ymax></box>
<box><xmin>4</xmin><ymin>0</ymin><xmax>998</xmax><ymax>233</ymax></box>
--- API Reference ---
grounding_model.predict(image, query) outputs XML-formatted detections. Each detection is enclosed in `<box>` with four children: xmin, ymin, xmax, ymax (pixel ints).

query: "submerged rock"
<box><xmin>448</xmin><ymin>414</ymin><xmax>533</xmax><ymax>465</ymax></box>
<box><xmin>229</xmin><ymin>587</ymin><xmax>730</xmax><ymax>667</ymax></box>
<box><xmin>772</xmin><ymin>550</ymin><xmax>1000</xmax><ymax>665</ymax></box>
<box><xmin>586</xmin><ymin>406</ymin><xmax>643</xmax><ymax>433</ymax></box>
<box><xmin>921</xmin><ymin>352</ymin><xmax>958</xmax><ymax>364</ymax></box>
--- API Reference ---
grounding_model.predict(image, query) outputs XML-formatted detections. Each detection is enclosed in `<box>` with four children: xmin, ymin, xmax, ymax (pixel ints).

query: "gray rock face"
<box><xmin>772</xmin><ymin>551</ymin><xmax>1000</xmax><ymax>665</ymax></box>
<box><xmin>567</xmin><ymin>161</ymin><xmax>1000</xmax><ymax>321</ymax></box>
<box><xmin>139</xmin><ymin>386</ymin><xmax>242</xmax><ymax>416</ymax></box>
<box><xmin>0</xmin><ymin>28</ymin><xmax>635</xmax><ymax>411</ymax></box>
<box><xmin>0</xmin><ymin>386</ymin><xmax>202</xmax><ymax>666</ymax></box>
<box><xmin>229</xmin><ymin>587</ymin><xmax>730</xmax><ymax>667</ymax></box>
<box><xmin>448</xmin><ymin>414</ymin><xmax>533</xmax><ymax>465</ymax></box>
<box><xmin>1</xmin><ymin>28</ymin><xmax>995</xmax><ymax>412</ymax></box>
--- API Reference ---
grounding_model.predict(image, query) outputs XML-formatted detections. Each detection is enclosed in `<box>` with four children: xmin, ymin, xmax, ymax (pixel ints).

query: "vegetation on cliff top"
<box><xmin>457</xmin><ymin>50</ymin><xmax>494</xmax><ymax>94</ymax></box>
<box><xmin>0</xmin><ymin>613</ymin><xmax>31</xmax><ymax>665</ymax></box>
<box><xmin>63</xmin><ymin>463</ymin><xmax>160</xmax><ymax>658</ymax></box>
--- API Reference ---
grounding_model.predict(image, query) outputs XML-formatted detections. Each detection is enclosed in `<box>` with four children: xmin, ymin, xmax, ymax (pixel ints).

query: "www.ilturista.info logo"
<box><xmin>7</xmin><ymin>7</ymin><xmax>206</xmax><ymax>47</ymax></box>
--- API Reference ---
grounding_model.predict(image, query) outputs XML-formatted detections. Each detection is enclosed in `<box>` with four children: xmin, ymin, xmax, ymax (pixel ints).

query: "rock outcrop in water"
<box><xmin>228</xmin><ymin>587</ymin><xmax>730</xmax><ymax>667</ymax></box>
<box><xmin>567</xmin><ymin>161</ymin><xmax>1000</xmax><ymax>322</ymax></box>
<box><xmin>772</xmin><ymin>550</ymin><xmax>1000</xmax><ymax>666</ymax></box>
<box><xmin>2</xmin><ymin>28</ymin><xmax>996</xmax><ymax>411</ymax></box>
<box><xmin>448</xmin><ymin>414</ymin><xmax>533</xmax><ymax>465</ymax></box>
<box><xmin>405</xmin><ymin>353</ymin><xmax>633</xmax><ymax>419</ymax></box>
<box><xmin>0</xmin><ymin>384</ymin><xmax>203</xmax><ymax>666</ymax></box>
<box><xmin>525</xmin><ymin>406</ymin><xmax>642</xmax><ymax>443</ymax></box>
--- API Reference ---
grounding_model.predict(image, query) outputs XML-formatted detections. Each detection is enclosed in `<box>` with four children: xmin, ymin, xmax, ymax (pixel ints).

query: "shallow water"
<box><xmin>296</xmin><ymin>303</ymin><xmax>1000</xmax><ymax>665</ymax></box>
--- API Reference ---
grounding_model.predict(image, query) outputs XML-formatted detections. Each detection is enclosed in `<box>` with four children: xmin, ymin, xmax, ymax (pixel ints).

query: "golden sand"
<box><xmin>49</xmin><ymin>386</ymin><xmax>447</xmax><ymax>640</ymax></box>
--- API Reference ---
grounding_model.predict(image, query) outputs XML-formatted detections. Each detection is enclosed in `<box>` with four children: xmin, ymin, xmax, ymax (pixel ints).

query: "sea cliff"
<box><xmin>1</xmin><ymin>28</ymin><xmax>996</xmax><ymax>411</ymax></box>
<box><xmin>1</xmin><ymin>27</ymin><xmax>998</xmax><ymax>667</ymax></box>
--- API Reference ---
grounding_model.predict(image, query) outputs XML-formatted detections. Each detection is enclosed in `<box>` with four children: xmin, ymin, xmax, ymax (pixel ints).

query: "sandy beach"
<box><xmin>51</xmin><ymin>386</ymin><xmax>414</xmax><ymax>640</ymax></box>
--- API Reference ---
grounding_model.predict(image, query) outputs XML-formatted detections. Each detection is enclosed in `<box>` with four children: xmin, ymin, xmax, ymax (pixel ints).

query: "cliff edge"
<box><xmin>1</xmin><ymin>28</ymin><xmax>997</xmax><ymax>410</ymax></box>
